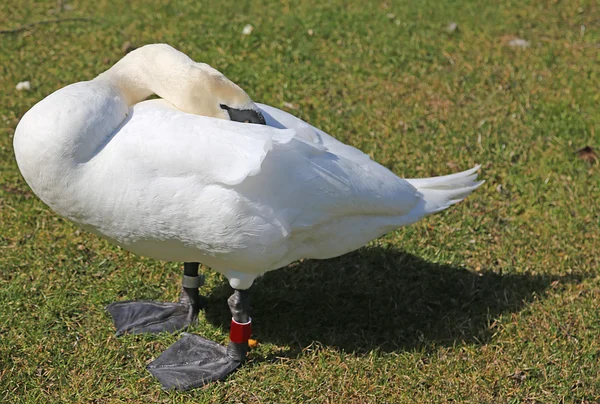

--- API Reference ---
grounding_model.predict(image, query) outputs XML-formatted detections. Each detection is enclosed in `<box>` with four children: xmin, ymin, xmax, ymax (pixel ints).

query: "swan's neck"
<box><xmin>94</xmin><ymin>44</ymin><xmax>249</xmax><ymax>119</ymax></box>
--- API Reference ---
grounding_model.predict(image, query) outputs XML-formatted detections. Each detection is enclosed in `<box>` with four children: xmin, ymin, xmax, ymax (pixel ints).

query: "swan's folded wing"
<box><xmin>93</xmin><ymin>99</ymin><xmax>418</xmax><ymax>224</ymax></box>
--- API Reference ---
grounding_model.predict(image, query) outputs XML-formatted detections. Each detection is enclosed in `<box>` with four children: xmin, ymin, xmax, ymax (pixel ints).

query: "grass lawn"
<box><xmin>1</xmin><ymin>0</ymin><xmax>599</xmax><ymax>402</ymax></box>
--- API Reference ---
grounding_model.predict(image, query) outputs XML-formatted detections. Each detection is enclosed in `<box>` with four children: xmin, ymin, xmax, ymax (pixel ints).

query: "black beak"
<box><xmin>220</xmin><ymin>104</ymin><xmax>267</xmax><ymax>125</ymax></box>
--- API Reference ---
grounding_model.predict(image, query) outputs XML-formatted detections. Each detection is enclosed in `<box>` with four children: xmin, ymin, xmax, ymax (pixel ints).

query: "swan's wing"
<box><xmin>96</xmin><ymin>99</ymin><xmax>418</xmax><ymax>217</ymax></box>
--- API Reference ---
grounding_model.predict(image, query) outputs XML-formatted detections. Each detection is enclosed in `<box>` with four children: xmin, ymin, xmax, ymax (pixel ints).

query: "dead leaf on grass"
<box><xmin>576</xmin><ymin>146</ymin><xmax>598</xmax><ymax>164</ymax></box>
<box><xmin>508</xmin><ymin>370</ymin><xmax>527</xmax><ymax>382</ymax></box>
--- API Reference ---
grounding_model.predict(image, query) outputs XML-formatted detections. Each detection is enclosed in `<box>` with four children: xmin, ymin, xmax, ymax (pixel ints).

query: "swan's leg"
<box><xmin>106</xmin><ymin>262</ymin><xmax>206</xmax><ymax>336</ymax></box>
<box><xmin>147</xmin><ymin>288</ymin><xmax>252</xmax><ymax>391</ymax></box>
<box><xmin>179</xmin><ymin>262</ymin><xmax>206</xmax><ymax>324</ymax></box>
<box><xmin>225</xmin><ymin>289</ymin><xmax>251</xmax><ymax>363</ymax></box>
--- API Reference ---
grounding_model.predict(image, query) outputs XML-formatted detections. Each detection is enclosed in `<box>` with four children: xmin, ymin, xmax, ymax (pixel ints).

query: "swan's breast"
<box><xmin>13</xmin><ymin>80</ymin><xmax>129</xmax><ymax>223</ymax></box>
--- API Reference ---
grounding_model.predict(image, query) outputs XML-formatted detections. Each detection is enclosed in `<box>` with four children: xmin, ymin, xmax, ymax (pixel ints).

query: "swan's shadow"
<box><xmin>203</xmin><ymin>246</ymin><xmax>576</xmax><ymax>356</ymax></box>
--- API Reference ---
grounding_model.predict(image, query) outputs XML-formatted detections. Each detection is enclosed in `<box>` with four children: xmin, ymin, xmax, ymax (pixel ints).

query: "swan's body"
<box><xmin>13</xmin><ymin>44</ymin><xmax>482</xmax><ymax>389</ymax></box>
<box><xmin>14</xmin><ymin>85</ymin><xmax>480</xmax><ymax>289</ymax></box>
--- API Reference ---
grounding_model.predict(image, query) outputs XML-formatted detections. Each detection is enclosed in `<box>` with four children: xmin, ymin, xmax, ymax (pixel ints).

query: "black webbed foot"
<box><xmin>147</xmin><ymin>333</ymin><xmax>243</xmax><ymax>390</ymax></box>
<box><xmin>107</xmin><ymin>263</ymin><xmax>204</xmax><ymax>335</ymax></box>
<box><xmin>107</xmin><ymin>300</ymin><xmax>196</xmax><ymax>336</ymax></box>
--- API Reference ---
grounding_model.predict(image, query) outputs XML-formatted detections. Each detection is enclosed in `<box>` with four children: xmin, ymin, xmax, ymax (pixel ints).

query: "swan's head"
<box><xmin>98</xmin><ymin>44</ymin><xmax>266</xmax><ymax>125</ymax></box>
<box><xmin>189</xmin><ymin>63</ymin><xmax>266</xmax><ymax>125</ymax></box>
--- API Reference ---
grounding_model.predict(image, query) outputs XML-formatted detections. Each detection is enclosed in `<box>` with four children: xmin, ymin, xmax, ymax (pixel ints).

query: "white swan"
<box><xmin>13</xmin><ymin>44</ymin><xmax>483</xmax><ymax>390</ymax></box>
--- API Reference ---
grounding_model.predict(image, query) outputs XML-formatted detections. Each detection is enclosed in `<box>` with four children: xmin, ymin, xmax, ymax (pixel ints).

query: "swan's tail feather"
<box><xmin>405</xmin><ymin>165</ymin><xmax>484</xmax><ymax>215</ymax></box>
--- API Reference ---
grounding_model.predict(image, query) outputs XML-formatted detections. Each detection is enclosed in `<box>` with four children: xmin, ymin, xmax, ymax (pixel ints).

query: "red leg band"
<box><xmin>229</xmin><ymin>317</ymin><xmax>252</xmax><ymax>344</ymax></box>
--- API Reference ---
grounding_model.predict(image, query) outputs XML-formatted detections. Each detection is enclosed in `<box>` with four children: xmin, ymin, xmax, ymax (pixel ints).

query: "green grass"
<box><xmin>1</xmin><ymin>0</ymin><xmax>599</xmax><ymax>402</ymax></box>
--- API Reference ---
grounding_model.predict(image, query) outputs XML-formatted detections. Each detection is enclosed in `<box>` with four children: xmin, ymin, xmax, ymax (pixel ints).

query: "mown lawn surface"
<box><xmin>1</xmin><ymin>0</ymin><xmax>599</xmax><ymax>402</ymax></box>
